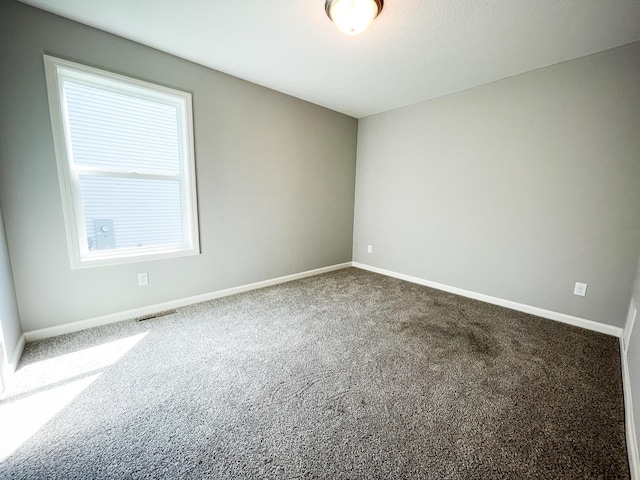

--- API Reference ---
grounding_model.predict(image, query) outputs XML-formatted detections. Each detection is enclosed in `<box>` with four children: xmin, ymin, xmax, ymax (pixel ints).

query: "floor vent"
<box><xmin>134</xmin><ymin>309</ymin><xmax>177</xmax><ymax>322</ymax></box>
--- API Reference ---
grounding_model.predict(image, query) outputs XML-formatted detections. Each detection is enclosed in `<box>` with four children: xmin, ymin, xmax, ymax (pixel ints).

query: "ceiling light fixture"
<box><xmin>325</xmin><ymin>0</ymin><xmax>383</xmax><ymax>36</ymax></box>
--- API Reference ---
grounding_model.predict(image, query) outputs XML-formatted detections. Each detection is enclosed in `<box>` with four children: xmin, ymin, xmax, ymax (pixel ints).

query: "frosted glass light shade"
<box><xmin>325</xmin><ymin>0</ymin><xmax>383</xmax><ymax>36</ymax></box>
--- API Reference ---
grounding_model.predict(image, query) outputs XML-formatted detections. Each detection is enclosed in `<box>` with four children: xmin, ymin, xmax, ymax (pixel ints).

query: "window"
<box><xmin>43</xmin><ymin>55</ymin><xmax>199</xmax><ymax>268</ymax></box>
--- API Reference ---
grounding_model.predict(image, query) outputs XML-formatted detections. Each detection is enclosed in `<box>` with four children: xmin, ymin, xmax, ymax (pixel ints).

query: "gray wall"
<box><xmin>629</xmin><ymin>253</ymin><xmax>640</xmax><ymax>460</ymax></box>
<box><xmin>0</xmin><ymin>1</ymin><xmax>357</xmax><ymax>332</ymax></box>
<box><xmin>353</xmin><ymin>42</ymin><xmax>640</xmax><ymax>328</ymax></box>
<box><xmin>0</xmin><ymin>203</ymin><xmax>23</xmax><ymax>370</ymax></box>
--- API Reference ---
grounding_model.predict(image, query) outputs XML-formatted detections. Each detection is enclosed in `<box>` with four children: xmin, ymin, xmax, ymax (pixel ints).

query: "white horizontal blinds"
<box><xmin>79</xmin><ymin>177</ymin><xmax>183</xmax><ymax>251</ymax></box>
<box><xmin>64</xmin><ymin>81</ymin><xmax>181</xmax><ymax>173</ymax></box>
<box><xmin>62</xmin><ymin>78</ymin><xmax>186</xmax><ymax>253</ymax></box>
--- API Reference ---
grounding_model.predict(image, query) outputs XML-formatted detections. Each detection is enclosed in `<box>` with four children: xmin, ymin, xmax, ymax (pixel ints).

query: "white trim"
<box><xmin>0</xmin><ymin>343</ymin><xmax>7</xmax><ymax>393</ymax></box>
<box><xmin>0</xmin><ymin>334</ymin><xmax>25</xmax><ymax>394</ymax></box>
<box><xmin>620</xmin><ymin>337</ymin><xmax>640</xmax><ymax>479</ymax></box>
<box><xmin>624</xmin><ymin>298</ymin><xmax>637</xmax><ymax>354</ymax></box>
<box><xmin>23</xmin><ymin>262</ymin><xmax>352</xmax><ymax>342</ymax></box>
<box><xmin>24</xmin><ymin>260</ymin><xmax>623</xmax><ymax>342</ymax></box>
<box><xmin>352</xmin><ymin>262</ymin><xmax>622</xmax><ymax>337</ymax></box>
<box><xmin>8</xmin><ymin>334</ymin><xmax>25</xmax><ymax>372</ymax></box>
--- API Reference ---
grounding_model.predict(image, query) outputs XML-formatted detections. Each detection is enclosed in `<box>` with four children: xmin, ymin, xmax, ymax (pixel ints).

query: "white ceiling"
<box><xmin>19</xmin><ymin>0</ymin><xmax>640</xmax><ymax>118</ymax></box>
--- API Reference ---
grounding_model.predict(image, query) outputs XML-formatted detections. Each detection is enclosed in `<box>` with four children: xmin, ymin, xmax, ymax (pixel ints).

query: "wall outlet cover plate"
<box><xmin>574</xmin><ymin>282</ymin><xmax>588</xmax><ymax>296</ymax></box>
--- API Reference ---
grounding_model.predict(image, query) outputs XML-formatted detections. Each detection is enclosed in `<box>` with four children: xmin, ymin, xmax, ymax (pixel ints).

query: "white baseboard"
<box><xmin>352</xmin><ymin>262</ymin><xmax>623</xmax><ymax>337</ymax></box>
<box><xmin>8</xmin><ymin>334</ymin><xmax>25</xmax><ymax>372</ymax></box>
<box><xmin>24</xmin><ymin>262</ymin><xmax>352</xmax><ymax>342</ymax></box>
<box><xmin>620</xmin><ymin>337</ymin><xmax>640</xmax><ymax>479</ymax></box>
<box><xmin>0</xmin><ymin>334</ymin><xmax>25</xmax><ymax>392</ymax></box>
<box><xmin>624</xmin><ymin>298</ymin><xmax>637</xmax><ymax>354</ymax></box>
<box><xmin>25</xmin><ymin>260</ymin><xmax>622</xmax><ymax>341</ymax></box>
<box><xmin>0</xmin><ymin>335</ymin><xmax>26</xmax><ymax>392</ymax></box>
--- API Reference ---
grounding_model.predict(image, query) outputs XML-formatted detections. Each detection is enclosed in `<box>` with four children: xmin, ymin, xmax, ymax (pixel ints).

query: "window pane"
<box><xmin>64</xmin><ymin>81</ymin><xmax>181</xmax><ymax>173</ymax></box>
<box><xmin>80</xmin><ymin>176</ymin><xmax>183</xmax><ymax>251</ymax></box>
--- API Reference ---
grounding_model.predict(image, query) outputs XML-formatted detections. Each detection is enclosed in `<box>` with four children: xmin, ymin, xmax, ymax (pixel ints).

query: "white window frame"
<box><xmin>43</xmin><ymin>55</ymin><xmax>200</xmax><ymax>269</ymax></box>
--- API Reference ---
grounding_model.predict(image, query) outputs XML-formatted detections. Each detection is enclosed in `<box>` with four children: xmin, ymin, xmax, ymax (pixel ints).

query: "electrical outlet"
<box><xmin>367</xmin><ymin>245</ymin><xmax>373</xmax><ymax>253</ymax></box>
<box><xmin>573</xmin><ymin>282</ymin><xmax>587</xmax><ymax>297</ymax></box>
<box><xmin>138</xmin><ymin>272</ymin><xmax>149</xmax><ymax>286</ymax></box>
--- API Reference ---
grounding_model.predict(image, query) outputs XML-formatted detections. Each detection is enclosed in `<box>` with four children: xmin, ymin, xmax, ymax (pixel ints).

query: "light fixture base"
<box><xmin>325</xmin><ymin>0</ymin><xmax>384</xmax><ymax>19</ymax></box>
<box><xmin>325</xmin><ymin>0</ymin><xmax>384</xmax><ymax>35</ymax></box>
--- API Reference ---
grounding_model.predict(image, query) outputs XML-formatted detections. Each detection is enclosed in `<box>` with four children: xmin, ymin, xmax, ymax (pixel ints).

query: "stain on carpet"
<box><xmin>393</xmin><ymin>315</ymin><xmax>501</xmax><ymax>358</ymax></box>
